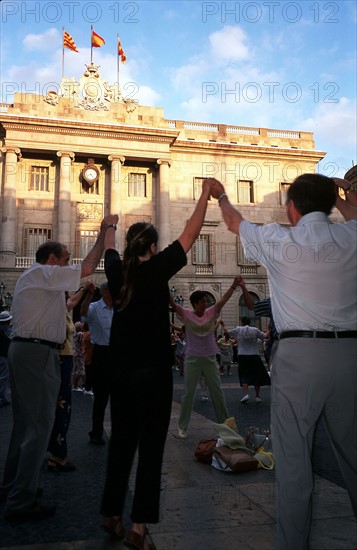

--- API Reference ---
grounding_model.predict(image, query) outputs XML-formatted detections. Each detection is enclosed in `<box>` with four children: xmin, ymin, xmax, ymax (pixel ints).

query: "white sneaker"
<box><xmin>72</xmin><ymin>387</ymin><xmax>82</xmax><ymax>392</ymax></box>
<box><xmin>178</xmin><ymin>428</ymin><xmax>187</xmax><ymax>439</ymax></box>
<box><xmin>255</xmin><ymin>397</ymin><xmax>262</xmax><ymax>403</ymax></box>
<box><xmin>241</xmin><ymin>394</ymin><xmax>249</xmax><ymax>403</ymax></box>
<box><xmin>83</xmin><ymin>390</ymin><xmax>94</xmax><ymax>396</ymax></box>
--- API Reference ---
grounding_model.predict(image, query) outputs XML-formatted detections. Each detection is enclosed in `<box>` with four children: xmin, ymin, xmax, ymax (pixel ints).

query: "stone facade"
<box><xmin>0</xmin><ymin>64</ymin><xmax>334</xmax><ymax>326</ymax></box>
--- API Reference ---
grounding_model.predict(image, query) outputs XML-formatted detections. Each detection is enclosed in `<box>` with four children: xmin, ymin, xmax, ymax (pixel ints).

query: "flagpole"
<box><xmin>117</xmin><ymin>34</ymin><xmax>120</xmax><ymax>93</ymax></box>
<box><xmin>90</xmin><ymin>25</ymin><xmax>93</xmax><ymax>64</ymax></box>
<box><xmin>62</xmin><ymin>27</ymin><xmax>65</xmax><ymax>79</ymax></box>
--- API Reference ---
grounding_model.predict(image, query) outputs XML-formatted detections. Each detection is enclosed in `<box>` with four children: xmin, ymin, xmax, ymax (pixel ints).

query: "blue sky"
<box><xmin>1</xmin><ymin>0</ymin><xmax>356</xmax><ymax>177</ymax></box>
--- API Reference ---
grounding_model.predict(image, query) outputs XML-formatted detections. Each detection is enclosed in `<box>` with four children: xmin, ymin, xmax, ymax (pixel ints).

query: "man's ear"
<box><xmin>47</xmin><ymin>253</ymin><xmax>58</xmax><ymax>265</ymax></box>
<box><xmin>150</xmin><ymin>242</ymin><xmax>157</xmax><ymax>255</ymax></box>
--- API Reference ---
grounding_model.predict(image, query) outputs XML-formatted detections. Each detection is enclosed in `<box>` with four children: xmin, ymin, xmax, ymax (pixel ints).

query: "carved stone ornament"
<box><xmin>77</xmin><ymin>203</ymin><xmax>103</xmax><ymax>222</ymax></box>
<box><xmin>44</xmin><ymin>90</ymin><xmax>60</xmax><ymax>106</ymax></box>
<box><xmin>43</xmin><ymin>64</ymin><xmax>132</xmax><ymax>112</ymax></box>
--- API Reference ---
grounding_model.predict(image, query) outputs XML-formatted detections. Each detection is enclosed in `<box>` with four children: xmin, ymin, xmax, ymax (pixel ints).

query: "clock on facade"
<box><xmin>82</xmin><ymin>160</ymin><xmax>99</xmax><ymax>185</ymax></box>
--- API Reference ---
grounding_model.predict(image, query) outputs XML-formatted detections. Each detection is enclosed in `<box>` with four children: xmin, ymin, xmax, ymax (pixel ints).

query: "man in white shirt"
<box><xmin>1</xmin><ymin>214</ymin><xmax>118</xmax><ymax>523</ymax></box>
<box><xmin>210</xmin><ymin>174</ymin><xmax>357</xmax><ymax>550</ymax></box>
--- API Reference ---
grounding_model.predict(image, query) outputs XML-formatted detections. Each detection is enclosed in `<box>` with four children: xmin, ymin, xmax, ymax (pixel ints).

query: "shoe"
<box><xmin>101</xmin><ymin>516</ymin><xmax>126</xmax><ymax>539</ymax></box>
<box><xmin>89</xmin><ymin>432</ymin><xmax>105</xmax><ymax>446</ymax></box>
<box><xmin>178</xmin><ymin>428</ymin><xmax>187</xmax><ymax>439</ymax></box>
<box><xmin>200</xmin><ymin>395</ymin><xmax>209</xmax><ymax>402</ymax></box>
<box><xmin>241</xmin><ymin>394</ymin><xmax>249</xmax><ymax>403</ymax></box>
<box><xmin>255</xmin><ymin>397</ymin><xmax>262</xmax><ymax>403</ymax></box>
<box><xmin>124</xmin><ymin>529</ymin><xmax>156</xmax><ymax>550</ymax></box>
<box><xmin>4</xmin><ymin>502</ymin><xmax>56</xmax><ymax>523</ymax></box>
<box><xmin>83</xmin><ymin>389</ymin><xmax>94</xmax><ymax>396</ymax></box>
<box><xmin>48</xmin><ymin>460</ymin><xmax>77</xmax><ymax>472</ymax></box>
<box><xmin>72</xmin><ymin>387</ymin><xmax>82</xmax><ymax>392</ymax></box>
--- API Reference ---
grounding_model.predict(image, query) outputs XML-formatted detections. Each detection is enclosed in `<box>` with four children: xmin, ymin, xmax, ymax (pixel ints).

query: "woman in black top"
<box><xmin>101</xmin><ymin>180</ymin><xmax>212</xmax><ymax>550</ymax></box>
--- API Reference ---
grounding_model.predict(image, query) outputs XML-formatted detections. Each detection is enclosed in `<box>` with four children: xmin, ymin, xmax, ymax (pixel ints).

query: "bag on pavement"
<box><xmin>194</xmin><ymin>438</ymin><xmax>218</xmax><ymax>464</ymax></box>
<box><xmin>213</xmin><ymin>445</ymin><xmax>259</xmax><ymax>473</ymax></box>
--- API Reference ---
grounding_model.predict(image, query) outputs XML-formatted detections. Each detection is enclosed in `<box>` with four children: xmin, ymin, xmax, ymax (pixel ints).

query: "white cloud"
<box><xmin>300</xmin><ymin>97</ymin><xmax>357</xmax><ymax>175</ymax></box>
<box><xmin>23</xmin><ymin>28</ymin><xmax>59</xmax><ymax>51</ymax></box>
<box><xmin>208</xmin><ymin>25</ymin><xmax>251</xmax><ymax>61</ymax></box>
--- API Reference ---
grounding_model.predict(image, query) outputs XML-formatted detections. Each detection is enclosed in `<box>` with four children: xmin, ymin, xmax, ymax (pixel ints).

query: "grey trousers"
<box><xmin>179</xmin><ymin>355</ymin><xmax>229</xmax><ymax>430</ymax></box>
<box><xmin>271</xmin><ymin>337</ymin><xmax>357</xmax><ymax>550</ymax></box>
<box><xmin>2</xmin><ymin>341</ymin><xmax>60</xmax><ymax>512</ymax></box>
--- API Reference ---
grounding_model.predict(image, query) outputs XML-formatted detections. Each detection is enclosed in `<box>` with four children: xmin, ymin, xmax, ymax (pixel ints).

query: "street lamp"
<box><xmin>4</xmin><ymin>292</ymin><xmax>13</xmax><ymax>311</ymax></box>
<box><xmin>0</xmin><ymin>283</ymin><xmax>13</xmax><ymax>311</ymax></box>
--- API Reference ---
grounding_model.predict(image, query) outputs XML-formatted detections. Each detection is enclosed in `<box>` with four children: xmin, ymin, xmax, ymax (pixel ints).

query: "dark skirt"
<box><xmin>238</xmin><ymin>355</ymin><xmax>271</xmax><ymax>387</ymax></box>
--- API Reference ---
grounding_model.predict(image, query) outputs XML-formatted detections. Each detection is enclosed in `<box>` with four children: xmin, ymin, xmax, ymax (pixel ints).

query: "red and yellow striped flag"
<box><xmin>118</xmin><ymin>36</ymin><xmax>127</xmax><ymax>63</ymax></box>
<box><xmin>92</xmin><ymin>30</ymin><xmax>105</xmax><ymax>48</ymax></box>
<box><xmin>63</xmin><ymin>30</ymin><xmax>79</xmax><ymax>53</ymax></box>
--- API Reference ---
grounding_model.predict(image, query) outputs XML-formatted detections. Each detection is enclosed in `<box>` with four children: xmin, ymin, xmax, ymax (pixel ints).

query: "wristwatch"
<box><xmin>106</xmin><ymin>224</ymin><xmax>117</xmax><ymax>230</ymax></box>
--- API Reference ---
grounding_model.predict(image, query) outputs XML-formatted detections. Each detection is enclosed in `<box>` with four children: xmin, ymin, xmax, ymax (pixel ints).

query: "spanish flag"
<box><xmin>63</xmin><ymin>30</ymin><xmax>79</xmax><ymax>53</ymax></box>
<box><xmin>118</xmin><ymin>36</ymin><xmax>127</xmax><ymax>63</ymax></box>
<box><xmin>92</xmin><ymin>30</ymin><xmax>105</xmax><ymax>48</ymax></box>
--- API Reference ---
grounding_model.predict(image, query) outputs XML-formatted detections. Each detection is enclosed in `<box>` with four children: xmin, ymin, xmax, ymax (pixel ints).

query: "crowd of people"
<box><xmin>0</xmin><ymin>173</ymin><xmax>356</xmax><ymax>550</ymax></box>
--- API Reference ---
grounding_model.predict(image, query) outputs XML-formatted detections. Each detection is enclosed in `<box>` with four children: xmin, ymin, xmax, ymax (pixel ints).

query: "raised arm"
<box><xmin>177</xmin><ymin>179</ymin><xmax>211</xmax><ymax>253</ymax></box>
<box><xmin>81</xmin><ymin>214</ymin><xmax>119</xmax><ymax>277</ymax></box>
<box><xmin>66</xmin><ymin>281</ymin><xmax>93</xmax><ymax>312</ymax></box>
<box><xmin>236</xmin><ymin>276</ymin><xmax>255</xmax><ymax>310</ymax></box>
<box><xmin>208</xmin><ymin>178</ymin><xmax>245</xmax><ymax>234</ymax></box>
<box><xmin>216</xmin><ymin>275</ymin><xmax>241</xmax><ymax>313</ymax></box>
<box><xmin>79</xmin><ymin>282</ymin><xmax>96</xmax><ymax>319</ymax></box>
<box><xmin>333</xmin><ymin>177</ymin><xmax>357</xmax><ymax>220</ymax></box>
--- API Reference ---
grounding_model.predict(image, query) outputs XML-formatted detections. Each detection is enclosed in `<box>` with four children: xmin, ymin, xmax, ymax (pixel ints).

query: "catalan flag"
<box><xmin>63</xmin><ymin>30</ymin><xmax>79</xmax><ymax>53</ymax></box>
<box><xmin>92</xmin><ymin>30</ymin><xmax>105</xmax><ymax>48</ymax></box>
<box><xmin>118</xmin><ymin>36</ymin><xmax>127</xmax><ymax>63</ymax></box>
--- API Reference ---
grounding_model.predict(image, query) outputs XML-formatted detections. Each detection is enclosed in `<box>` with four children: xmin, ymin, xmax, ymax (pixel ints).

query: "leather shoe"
<box><xmin>101</xmin><ymin>516</ymin><xmax>126</xmax><ymax>538</ymax></box>
<box><xmin>4</xmin><ymin>502</ymin><xmax>56</xmax><ymax>523</ymax></box>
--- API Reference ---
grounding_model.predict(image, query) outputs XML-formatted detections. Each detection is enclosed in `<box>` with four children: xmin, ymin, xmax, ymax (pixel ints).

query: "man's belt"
<box><xmin>12</xmin><ymin>337</ymin><xmax>64</xmax><ymax>350</ymax></box>
<box><xmin>279</xmin><ymin>330</ymin><xmax>357</xmax><ymax>340</ymax></box>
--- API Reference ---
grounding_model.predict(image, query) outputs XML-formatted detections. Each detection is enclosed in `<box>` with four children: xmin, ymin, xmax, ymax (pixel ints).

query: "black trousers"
<box><xmin>101</xmin><ymin>365</ymin><xmax>173</xmax><ymax>523</ymax></box>
<box><xmin>90</xmin><ymin>345</ymin><xmax>111</xmax><ymax>438</ymax></box>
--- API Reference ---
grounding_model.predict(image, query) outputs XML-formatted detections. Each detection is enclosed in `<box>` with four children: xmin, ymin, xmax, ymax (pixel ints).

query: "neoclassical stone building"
<box><xmin>0</xmin><ymin>64</ymin><xmax>332</xmax><ymax>326</ymax></box>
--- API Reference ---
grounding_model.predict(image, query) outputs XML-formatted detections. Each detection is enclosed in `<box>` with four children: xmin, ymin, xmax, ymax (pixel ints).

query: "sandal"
<box><xmin>124</xmin><ymin>529</ymin><xmax>156</xmax><ymax>550</ymax></box>
<box><xmin>100</xmin><ymin>516</ymin><xmax>126</xmax><ymax>539</ymax></box>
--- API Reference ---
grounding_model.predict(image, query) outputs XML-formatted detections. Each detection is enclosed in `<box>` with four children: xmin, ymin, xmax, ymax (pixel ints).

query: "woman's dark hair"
<box><xmin>35</xmin><ymin>241</ymin><xmax>64</xmax><ymax>264</ymax></box>
<box><xmin>117</xmin><ymin>223</ymin><xmax>159</xmax><ymax>312</ymax></box>
<box><xmin>189</xmin><ymin>290</ymin><xmax>207</xmax><ymax>306</ymax></box>
<box><xmin>286</xmin><ymin>173</ymin><xmax>336</xmax><ymax>216</ymax></box>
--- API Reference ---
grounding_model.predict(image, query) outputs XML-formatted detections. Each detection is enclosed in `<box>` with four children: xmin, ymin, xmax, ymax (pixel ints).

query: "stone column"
<box><xmin>56</xmin><ymin>151</ymin><xmax>74</xmax><ymax>247</ymax></box>
<box><xmin>0</xmin><ymin>146</ymin><xmax>22</xmax><ymax>267</ymax></box>
<box><xmin>157</xmin><ymin>159</ymin><xmax>171</xmax><ymax>250</ymax></box>
<box><xmin>108</xmin><ymin>155</ymin><xmax>125</xmax><ymax>248</ymax></box>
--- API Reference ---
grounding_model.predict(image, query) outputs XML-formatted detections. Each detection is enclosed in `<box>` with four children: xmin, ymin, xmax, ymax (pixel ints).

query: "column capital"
<box><xmin>108</xmin><ymin>155</ymin><xmax>125</xmax><ymax>164</ymax></box>
<box><xmin>157</xmin><ymin>158</ymin><xmax>171</xmax><ymax>167</ymax></box>
<box><xmin>2</xmin><ymin>146</ymin><xmax>22</xmax><ymax>159</ymax></box>
<box><xmin>56</xmin><ymin>151</ymin><xmax>75</xmax><ymax>161</ymax></box>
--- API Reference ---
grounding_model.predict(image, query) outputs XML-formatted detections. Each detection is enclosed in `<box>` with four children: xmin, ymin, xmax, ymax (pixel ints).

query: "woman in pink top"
<box><xmin>171</xmin><ymin>276</ymin><xmax>241</xmax><ymax>438</ymax></box>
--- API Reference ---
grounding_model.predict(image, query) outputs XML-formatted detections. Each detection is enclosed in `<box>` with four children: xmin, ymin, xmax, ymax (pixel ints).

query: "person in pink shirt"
<box><xmin>171</xmin><ymin>276</ymin><xmax>241</xmax><ymax>438</ymax></box>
